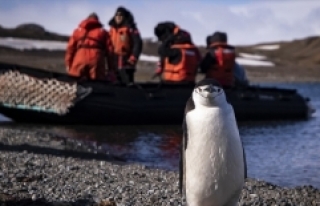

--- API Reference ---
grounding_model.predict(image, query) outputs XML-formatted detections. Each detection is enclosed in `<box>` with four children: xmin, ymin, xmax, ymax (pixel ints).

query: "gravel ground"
<box><xmin>1</xmin><ymin>127</ymin><xmax>320</xmax><ymax>206</ymax></box>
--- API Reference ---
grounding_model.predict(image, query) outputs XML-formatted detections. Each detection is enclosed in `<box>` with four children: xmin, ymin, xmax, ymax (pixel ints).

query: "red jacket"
<box><xmin>65</xmin><ymin>18</ymin><xmax>115</xmax><ymax>80</ymax></box>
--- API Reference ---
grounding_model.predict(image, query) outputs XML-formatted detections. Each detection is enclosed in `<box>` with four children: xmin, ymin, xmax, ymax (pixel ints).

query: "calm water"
<box><xmin>1</xmin><ymin>82</ymin><xmax>319</xmax><ymax>189</ymax></box>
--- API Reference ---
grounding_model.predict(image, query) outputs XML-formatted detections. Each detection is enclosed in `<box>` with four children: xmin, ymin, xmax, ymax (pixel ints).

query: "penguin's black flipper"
<box><xmin>183</xmin><ymin>97</ymin><xmax>195</xmax><ymax>150</ymax></box>
<box><xmin>179</xmin><ymin>117</ymin><xmax>187</xmax><ymax>197</ymax></box>
<box><xmin>243</xmin><ymin>146</ymin><xmax>248</xmax><ymax>179</ymax></box>
<box><xmin>179</xmin><ymin>97</ymin><xmax>195</xmax><ymax>196</ymax></box>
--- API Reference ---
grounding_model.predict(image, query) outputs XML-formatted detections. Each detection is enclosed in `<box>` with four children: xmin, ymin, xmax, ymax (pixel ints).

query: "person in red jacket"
<box><xmin>65</xmin><ymin>13</ymin><xmax>115</xmax><ymax>81</ymax></box>
<box><xmin>200</xmin><ymin>31</ymin><xmax>236</xmax><ymax>87</ymax></box>
<box><xmin>108</xmin><ymin>6</ymin><xmax>143</xmax><ymax>85</ymax></box>
<box><xmin>154</xmin><ymin>22</ymin><xmax>202</xmax><ymax>84</ymax></box>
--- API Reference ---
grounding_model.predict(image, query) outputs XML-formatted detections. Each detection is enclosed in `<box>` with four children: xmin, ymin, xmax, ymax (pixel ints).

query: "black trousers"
<box><xmin>116</xmin><ymin>69</ymin><xmax>135</xmax><ymax>84</ymax></box>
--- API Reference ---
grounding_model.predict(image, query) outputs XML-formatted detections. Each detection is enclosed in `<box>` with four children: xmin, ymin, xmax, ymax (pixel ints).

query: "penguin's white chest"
<box><xmin>185</xmin><ymin>106</ymin><xmax>244</xmax><ymax>206</ymax></box>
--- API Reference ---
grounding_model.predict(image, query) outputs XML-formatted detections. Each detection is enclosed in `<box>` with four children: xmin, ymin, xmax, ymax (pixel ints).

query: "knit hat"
<box><xmin>87</xmin><ymin>12</ymin><xmax>99</xmax><ymax>20</ymax></box>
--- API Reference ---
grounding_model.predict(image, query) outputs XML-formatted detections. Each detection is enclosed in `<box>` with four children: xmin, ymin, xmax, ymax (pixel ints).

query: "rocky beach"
<box><xmin>1</xmin><ymin>127</ymin><xmax>320</xmax><ymax>206</ymax></box>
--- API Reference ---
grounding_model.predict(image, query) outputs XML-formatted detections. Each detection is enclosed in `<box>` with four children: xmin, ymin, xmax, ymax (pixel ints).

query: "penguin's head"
<box><xmin>192</xmin><ymin>78</ymin><xmax>226</xmax><ymax>107</ymax></box>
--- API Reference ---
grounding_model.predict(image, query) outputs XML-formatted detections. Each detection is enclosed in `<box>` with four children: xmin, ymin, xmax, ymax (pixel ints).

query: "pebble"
<box><xmin>0</xmin><ymin>127</ymin><xmax>320</xmax><ymax>206</ymax></box>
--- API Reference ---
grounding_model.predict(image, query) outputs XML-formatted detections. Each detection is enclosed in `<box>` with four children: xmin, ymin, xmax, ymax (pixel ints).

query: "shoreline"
<box><xmin>1</xmin><ymin>58</ymin><xmax>319</xmax><ymax>84</ymax></box>
<box><xmin>0</xmin><ymin>46</ymin><xmax>320</xmax><ymax>84</ymax></box>
<box><xmin>1</xmin><ymin>127</ymin><xmax>320</xmax><ymax>205</ymax></box>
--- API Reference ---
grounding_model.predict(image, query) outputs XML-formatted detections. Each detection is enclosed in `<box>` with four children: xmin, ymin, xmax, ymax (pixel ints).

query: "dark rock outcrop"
<box><xmin>0</xmin><ymin>23</ymin><xmax>69</xmax><ymax>41</ymax></box>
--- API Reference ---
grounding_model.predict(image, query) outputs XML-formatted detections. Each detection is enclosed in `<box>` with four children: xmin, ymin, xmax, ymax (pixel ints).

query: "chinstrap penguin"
<box><xmin>179</xmin><ymin>78</ymin><xmax>247</xmax><ymax>206</ymax></box>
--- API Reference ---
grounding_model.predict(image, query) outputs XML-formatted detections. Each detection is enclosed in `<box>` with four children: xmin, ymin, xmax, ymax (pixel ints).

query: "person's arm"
<box><xmin>104</xmin><ymin>31</ymin><xmax>115</xmax><ymax>72</ymax></box>
<box><xmin>158</xmin><ymin>33</ymin><xmax>181</xmax><ymax>58</ymax></box>
<box><xmin>199</xmin><ymin>51</ymin><xmax>216</xmax><ymax>73</ymax></box>
<box><xmin>155</xmin><ymin>34</ymin><xmax>182</xmax><ymax>76</ymax></box>
<box><xmin>128</xmin><ymin>27</ymin><xmax>143</xmax><ymax>65</ymax></box>
<box><xmin>155</xmin><ymin>46</ymin><xmax>181</xmax><ymax>76</ymax></box>
<box><xmin>196</xmin><ymin>48</ymin><xmax>202</xmax><ymax>61</ymax></box>
<box><xmin>192</xmin><ymin>48</ymin><xmax>203</xmax><ymax>74</ymax></box>
<box><xmin>65</xmin><ymin>30</ymin><xmax>78</xmax><ymax>71</ymax></box>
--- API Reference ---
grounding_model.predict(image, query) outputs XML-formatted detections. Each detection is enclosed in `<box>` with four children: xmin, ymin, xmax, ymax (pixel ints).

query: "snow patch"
<box><xmin>139</xmin><ymin>54</ymin><xmax>274</xmax><ymax>67</ymax></box>
<box><xmin>0</xmin><ymin>37</ymin><xmax>159</xmax><ymax>62</ymax></box>
<box><xmin>254</xmin><ymin>44</ymin><xmax>280</xmax><ymax>50</ymax></box>
<box><xmin>236</xmin><ymin>58</ymin><xmax>275</xmax><ymax>66</ymax></box>
<box><xmin>139</xmin><ymin>55</ymin><xmax>159</xmax><ymax>62</ymax></box>
<box><xmin>0</xmin><ymin>37</ymin><xmax>67</xmax><ymax>50</ymax></box>
<box><xmin>239</xmin><ymin>53</ymin><xmax>267</xmax><ymax>60</ymax></box>
<box><xmin>0</xmin><ymin>37</ymin><xmax>274</xmax><ymax>66</ymax></box>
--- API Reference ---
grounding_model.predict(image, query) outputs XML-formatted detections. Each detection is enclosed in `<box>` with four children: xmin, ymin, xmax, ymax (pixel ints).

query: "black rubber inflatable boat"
<box><xmin>0</xmin><ymin>62</ymin><xmax>314</xmax><ymax>125</ymax></box>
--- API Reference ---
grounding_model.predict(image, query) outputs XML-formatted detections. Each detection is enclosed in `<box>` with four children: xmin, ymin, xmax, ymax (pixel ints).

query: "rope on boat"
<box><xmin>0</xmin><ymin>69</ymin><xmax>92</xmax><ymax>115</ymax></box>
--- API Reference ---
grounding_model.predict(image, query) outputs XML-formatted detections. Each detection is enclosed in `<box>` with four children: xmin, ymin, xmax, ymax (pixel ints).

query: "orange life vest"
<box><xmin>109</xmin><ymin>26</ymin><xmax>132</xmax><ymax>55</ymax></box>
<box><xmin>206</xmin><ymin>42</ymin><xmax>236</xmax><ymax>86</ymax></box>
<box><xmin>163</xmin><ymin>44</ymin><xmax>200</xmax><ymax>82</ymax></box>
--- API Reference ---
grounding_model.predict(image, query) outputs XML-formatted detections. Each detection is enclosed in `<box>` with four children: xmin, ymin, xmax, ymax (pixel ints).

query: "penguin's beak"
<box><xmin>195</xmin><ymin>85</ymin><xmax>223</xmax><ymax>98</ymax></box>
<box><xmin>204</xmin><ymin>86</ymin><xmax>213</xmax><ymax>93</ymax></box>
<box><xmin>196</xmin><ymin>85</ymin><xmax>220</xmax><ymax>94</ymax></box>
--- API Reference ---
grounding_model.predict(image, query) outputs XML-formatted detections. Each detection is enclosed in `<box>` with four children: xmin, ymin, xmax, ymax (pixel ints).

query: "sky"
<box><xmin>0</xmin><ymin>0</ymin><xmax>320</xmax><ymax>46</ymax></box>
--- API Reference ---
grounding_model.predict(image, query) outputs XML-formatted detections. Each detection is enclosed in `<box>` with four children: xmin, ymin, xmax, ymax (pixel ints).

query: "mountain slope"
<box><xmin>236</xmin><ymin>36</ymin><xmax>320</xmax><ymax>67</ymax></box>
<box><xmin>0</xmin><ymin>24</ymin><xmax>69</xmax><ymax>41</ymax></box>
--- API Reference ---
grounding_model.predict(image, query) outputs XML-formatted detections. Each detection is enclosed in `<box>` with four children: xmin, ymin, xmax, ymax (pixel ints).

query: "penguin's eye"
<box><xmin>217</xmin><ymin>88</ymin><xmax>221</xmax><ymax>92</ymax></box>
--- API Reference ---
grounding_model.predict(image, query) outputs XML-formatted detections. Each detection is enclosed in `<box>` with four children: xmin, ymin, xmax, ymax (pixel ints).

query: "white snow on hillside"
<box><xmin>236</xmin><ymin>58</ymin><xmax>274</xmax><ymax>66</ymax></box>
<box><xmin>237</xmin><ymin>53</ymin><xmax>274</xmax><ymax>66</ymax></box>
<box><xmin>0</xmin><ymin>37</ymin><xmax>275</xmax><ymax>67</ymax></box>
<box><xmin>140</xmin><ymin>54</ymin><xmax>274</xmax><ymax>67</ymax></box>
<box><xmin>239</xmin><ymin>53</ymin><xmax>266</xmax><ymax>60</ymax></box>
<box><xmin>0</xmin><ymin>37</ymin><xmax>67</xmax><ymax>50</ymax></box>
<box><xmin>139</xmin><ymin>55</ymin><xmax>159</xmax><ymax>62</ymax></box>
<box><xmin>254</xmin><ymin>44</ymin><xmax>280</xmax><ymax>50</ymax></box>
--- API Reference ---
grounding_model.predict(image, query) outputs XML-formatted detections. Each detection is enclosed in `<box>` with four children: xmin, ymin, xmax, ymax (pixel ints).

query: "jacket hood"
<box><xmin>79</xmin><ymin>18</ymin><xmax>103</xmax><ymax>30</ymax></box>
<box><xmin>208</xmin><ymin>31</ymin><xmax>228</xmax><ymax>45</ymax></box>
<box><xmin>173</xmin><ymin>29</ymin><xmax>193</xmax><ymax>45</ymax></box>
<box><xmin>108</xmin><ymin>6</ymin><xmax>137</xmax><ymax>28</ymax></box>
<box><xmin>154</xmin><ymin>21</ymin><xmax>176</xmax><ymax>39</ymax></box>
<box><xmin>155</xmin><ymin>22</ymin><xmax>193</xmax><ymax>44</ymax></box>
